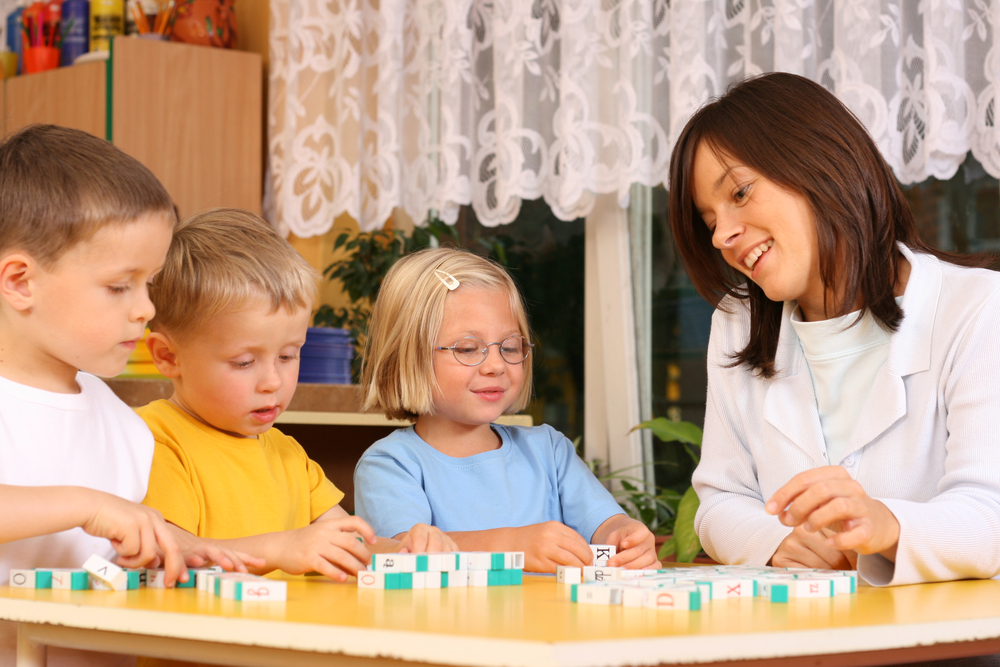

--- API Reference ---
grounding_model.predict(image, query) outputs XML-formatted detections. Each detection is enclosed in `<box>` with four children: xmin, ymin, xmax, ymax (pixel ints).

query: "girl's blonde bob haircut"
<box><xmin>361</xmin><ymin>247</ymin><xmax>534</xmax><ymax>421</ymax></box>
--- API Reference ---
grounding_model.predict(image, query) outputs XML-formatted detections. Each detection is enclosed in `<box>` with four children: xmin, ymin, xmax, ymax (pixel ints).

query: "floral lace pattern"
<box><xmin>266</xmin><ymin>0</ymin><xmax>1000</xmax><ymax>236</ymax></box>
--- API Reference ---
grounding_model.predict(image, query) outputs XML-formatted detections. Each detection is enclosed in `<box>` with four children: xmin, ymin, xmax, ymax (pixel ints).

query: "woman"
<box><xmin>669</xmin><ymin>72</ymin><xmax>1000</xmax><ymax>586</ymax></box>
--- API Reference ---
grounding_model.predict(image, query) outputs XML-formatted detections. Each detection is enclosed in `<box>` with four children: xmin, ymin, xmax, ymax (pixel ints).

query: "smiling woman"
<box><xmin>668</xmin><ymin>72</ymin><xmax>1000</xmax><ymax>588</ymax></box>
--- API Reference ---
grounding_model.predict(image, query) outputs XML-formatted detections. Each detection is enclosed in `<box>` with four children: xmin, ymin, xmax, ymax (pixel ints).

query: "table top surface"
<box><xmin>2</xmin><ymin>572</ymin><xmax>1000</xmax><ymax>667</ymax></box>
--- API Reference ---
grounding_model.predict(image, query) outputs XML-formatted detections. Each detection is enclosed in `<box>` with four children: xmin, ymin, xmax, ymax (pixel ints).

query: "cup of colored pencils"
<box><xmin>128</xmin><ymin>0</ymin><xmax>176</xmax><ymax>38</ymax></box>
<box><xmin>20</xmin><ymin>5</ymin><xmax>62</xmax><ymax>73</ymax></box>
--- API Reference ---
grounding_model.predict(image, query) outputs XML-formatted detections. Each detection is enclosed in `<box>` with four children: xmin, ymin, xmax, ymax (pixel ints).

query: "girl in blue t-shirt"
<box><xmin>353</xmin><ymin>247</ymin><xmax>659</xmax><ymax>573</ymax></box>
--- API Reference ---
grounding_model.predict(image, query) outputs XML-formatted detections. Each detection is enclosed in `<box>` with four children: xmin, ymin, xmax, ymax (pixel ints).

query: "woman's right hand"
<box><xmin>770</xmin><ymin>524</ymin><xmax>854</xmax><ymax>569</ymax></box>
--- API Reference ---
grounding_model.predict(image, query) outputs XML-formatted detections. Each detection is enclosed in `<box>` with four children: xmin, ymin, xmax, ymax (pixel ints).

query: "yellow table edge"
<box><xmin>4</xmin><ymin>576</ymin><xmax>1000</xmax><ymax>666</ymax></box>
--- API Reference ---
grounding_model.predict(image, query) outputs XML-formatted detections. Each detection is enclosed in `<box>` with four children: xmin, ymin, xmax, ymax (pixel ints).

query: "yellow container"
<box><xmin>90</xmin><ymin>0</ymin><xmax>123</xmax><ymax>52</ymax></box>
<box><xmin>119</xmin><ymin>328</ymin><xmax>165</xmax><ymax>378</ymax></box>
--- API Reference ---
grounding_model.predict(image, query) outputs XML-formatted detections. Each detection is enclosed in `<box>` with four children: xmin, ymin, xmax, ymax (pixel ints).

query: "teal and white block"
<box><xmin>373</xmin><ymin>553</ymin><xmax>417</xmax><ymax>572</ymax></box>
<box><xmin>642</xmin><ymin>585</ymin><xmax>701</xmax><ymax>611</ymax></box>
<box><xmin>765</xmin><ymin>577</ymin><xmax>835</xmax><ymax>602</ymax></box>
<box><xmin>621</xmin><ymin>587</ymin><xmax>647</xmax><ymax>607</ymax></box>
<box><xmin>146</xmin><ymin>569</ymin><xmax>169</xmax><ymax>588</ymax></box>
<box><xmin>49</xmin><ymin>569</ymin><xmax>89</xmax><ymax>590</ymax></box>
<box><xmin>357</xmin><ymin>571</ymin><xmax>385</xmax><ymax>589</ymax></box>
<box><xmin>83</xmin><ymin>554</ymin><xmax>128</xmax><ymax>592</ymax></box>
<box><xmin>461</xmin><ymin>552</ymin><xmax>493</xmax><ymax>571</ymax></box>
<box><xmin>575</xmin><ymin>584</ymin><xmax>622</xmax><ymax>605</ymax></box>
<box><xmin>556</xmin><ymin>566</ymin><xmax>581</xmax><ymax>585</ymax></box>
<box><xmin>583</xmin><ymin>566</ymin><xmax>620</xmax><ymax>583</ymax></box>
<box><xmin>504</xmin><ymin>552</ymin><xmax>525</xmax><ymax>570</ymax></box>
<box><xmin>589</xmin><ymin>544</ymin><xmax>616</xmax><ymax>565</ymax></box>
<box><xmin>447</xmin><ymin>570</ymin><xmax>469</xmax><ymax>587</ymax></box>
<box><xmin>9</xmin><ymin>570</ymin><xmax>38</xmax><ymax>588</ymax></box>
<box><xmin>695</xmin><ymin>577</ymin><xmax>756</xmax><ymax>599</ymax></box>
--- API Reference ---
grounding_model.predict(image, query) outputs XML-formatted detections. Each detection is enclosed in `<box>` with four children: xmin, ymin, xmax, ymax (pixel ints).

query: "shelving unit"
<box><xmin>1</xmin><ymin>36</ymin><xmax>262</xmax><ymax>217</ymax></box>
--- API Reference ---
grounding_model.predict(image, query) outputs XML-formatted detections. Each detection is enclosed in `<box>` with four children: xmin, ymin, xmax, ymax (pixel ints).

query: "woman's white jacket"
<box><xmin>694</xmin><ymin>244</ymin><xmax>1000</xmax><ymax>586</ymax></box>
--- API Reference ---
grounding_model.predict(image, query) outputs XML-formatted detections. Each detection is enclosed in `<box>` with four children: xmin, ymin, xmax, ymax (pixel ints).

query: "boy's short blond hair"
<box><xmin>0</xmin><ymin>125</ymin><xmax>176</xmax><ymax>267</ymax></box>
<box><xmin>149</xmin><ymin>208</ymin><xmax>319</xmax><ymax>340</ymax></box>
<box><xmin>362</xmin><ymin>247</ymin><xmax>534</xmax><ymax>421</ymax></box>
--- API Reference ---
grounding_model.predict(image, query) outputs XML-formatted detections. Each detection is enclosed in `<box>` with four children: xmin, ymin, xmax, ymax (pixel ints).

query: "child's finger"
<box><xmin>320</xmin><ymin>547</ymin><xmax>369</xmax><ymax>577</ymax></box>
<box><xmin>338</xmin><ymin>516</ymin><xmax>377</xmax><ymax>544</ymax></box>
<box><xmin>154</xmin><ymin>521</ymin><xmax>187</xmax><ymax>586</ymax></box>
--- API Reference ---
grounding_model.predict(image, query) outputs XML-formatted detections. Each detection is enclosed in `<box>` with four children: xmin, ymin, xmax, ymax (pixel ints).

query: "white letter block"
<box><xmin>583</xmin><ymin>566</ymin><xmax>620</xmax><ymax>583</ymax></box>
<box><xmin>615</xmin><ymin>569</ymin><xmax>647</xmax><ymax>580</ymax></box>
<box><xmin>427</xmin><ymin>553</ymin><xmax>457</xmax><ymax>572</ymax></box>
<box><xmin>373</xmin><ymin>553</ymin><xmax>417</xmax><ymax>572</ymax></box>
<box><xmin>468</xmin><ymin>570</ymin><xmax>488</xmax><ymax>587</ymax></box>
<box><xmin>146</xmin><ymin>569</ymin><xmax>168</xmax><ymax>589</ymax></box>
<box><xmin>83</xmin><ymin>554</ymin><xmax>128</xmax><ymax>592</ymax></box>
<box><xmin>237</xmin><ymin>578</ymin><xmax>287</xmax><ymax>602</ymax></box>
<box><xmin>411</xmin><ymin>572</ymin><xmax>426</xmax><ymax>589</ymax></box>
<box><xmin>556</xmin><ymin>566</ymin><xmax>582</xmax><ymax>585</ymax></box>
<box><xmin>423</xmin><ymin>571</ymin><xmax>442</xmax><ymax>589</ymax></box>
<box><xmin>9</xmin><ymin>570</ymin><xmax>36</xmax><ymax>588</ymax></box>
<box><xmin>589</xmin><ymin>544</ymin><xmax>616</xmax><ymax>565</ymax></box>
<box><xmin>448</xmin><ymin>570</ymin><xmax>469</xmax><ymax>587</ymax></box>
<box><xmin>577</xmin><ymin>585</ymin><xmax>622</xmax><ymax>606</ymax></box>
<box><xmin>462</xmin><ymin>553</ymin><xmax>493</xmax><ymax>571</ymax></box>
<box><xmin>357</xmin><ymin>571</ymin><xmax>385</xmax><ymax>589</ymax></box>
<box><xmin>622</xmin><ymin>587</ymin><xmax>646</xmax><ymax>607</ymax></box>
<box><xmin>644</xmin><ymin>585</ymin><xmax>700</xmax><ymax>611</ymax></box>
<box><xmin>505</xmin><ymin>552</ymin><xmax>525</xmax><ymax>570</ymax></box>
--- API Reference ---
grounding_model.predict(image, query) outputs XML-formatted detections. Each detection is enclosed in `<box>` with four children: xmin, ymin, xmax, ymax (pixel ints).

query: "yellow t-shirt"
<box><xmin>139</xmin><ymin>400</ymin><xmax>343</xmax><ymax>538</ymax></box>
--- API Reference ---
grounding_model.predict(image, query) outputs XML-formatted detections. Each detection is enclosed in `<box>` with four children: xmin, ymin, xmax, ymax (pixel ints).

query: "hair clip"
<box><xmin>434</xmin><ymin>270</ymin><xmax>460</xmax><ymax>291</ymax></box>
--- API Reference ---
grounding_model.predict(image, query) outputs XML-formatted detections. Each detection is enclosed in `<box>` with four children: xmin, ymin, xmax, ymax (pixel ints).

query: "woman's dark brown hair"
<box><xmin>668</xmin><ymin>72</ymin><xmax>991</xmax><ymax>378</ymax></box>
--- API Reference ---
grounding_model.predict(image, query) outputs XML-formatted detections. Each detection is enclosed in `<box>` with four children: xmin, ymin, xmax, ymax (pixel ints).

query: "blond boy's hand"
<box><xmin>162</xmin><ymin>523</ymin><xmax>265</xmax><ymax>577</ymax></box>
<box><xmin>592</xmin><ymin>514</ymin><xmax>660</xmax><ymax>570</ymax></box>
<box><xmin>274</xmin><ymin>516</ymin><xmax>376</xmax><ymax>581</ymax></box>
<box><xmin>397</xmin><ymin>523</ymin><xmax>457</xmax><ymax>553</ymax></box>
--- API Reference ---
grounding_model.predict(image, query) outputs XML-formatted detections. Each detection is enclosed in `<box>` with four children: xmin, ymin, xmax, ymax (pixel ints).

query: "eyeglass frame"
<box><xmin>435</xmin><ymin>334</ymin><xmax>535</xmax><ymax>366</ymax></box>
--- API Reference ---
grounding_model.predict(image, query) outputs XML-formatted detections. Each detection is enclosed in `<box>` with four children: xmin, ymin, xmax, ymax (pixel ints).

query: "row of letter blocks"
<box><xmin>565</xmin><ymin>565</ymin><xmax>857</xmax><ymax>609</ymax></box>
<box><xmin>8</xmin><ymin>555</ymin><xmax>285</xmax><ymax>601</ymax></box>
<box><xmin>358</xmin><ymin>568</ymin><xmax>523</xmax><ymax>589</ymax></box>
<box><xmin>369</xmin><ymin>551</ymin><xmax>525</xmax><ymax>573</ymax></box>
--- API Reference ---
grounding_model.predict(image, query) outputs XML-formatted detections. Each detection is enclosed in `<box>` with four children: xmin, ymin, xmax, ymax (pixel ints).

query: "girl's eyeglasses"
<box><xmin>435</xmin><ymin>335</ymin><xmax>534</xmax><ymax>366</ymax></box>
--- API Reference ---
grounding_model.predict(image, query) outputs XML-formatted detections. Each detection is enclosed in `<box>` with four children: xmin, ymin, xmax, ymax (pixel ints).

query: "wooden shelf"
<box><xmin>1</xmin><ymin>37</ymin><xmax>262</xmax><ymax>217</ymax></box>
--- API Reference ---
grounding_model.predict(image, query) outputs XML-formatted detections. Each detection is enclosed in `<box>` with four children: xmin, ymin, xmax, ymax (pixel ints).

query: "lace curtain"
<box><xmin>266</xmin><ymin>0</ymin><xmax>1000</xmax><ymax>236</ymax></box>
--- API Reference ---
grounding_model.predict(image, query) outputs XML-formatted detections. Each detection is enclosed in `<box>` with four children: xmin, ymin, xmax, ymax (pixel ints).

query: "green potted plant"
<box><xmin>584</xmin><ymin>418</ymin><xmax>704</xmax><ymax>563</ymax></box>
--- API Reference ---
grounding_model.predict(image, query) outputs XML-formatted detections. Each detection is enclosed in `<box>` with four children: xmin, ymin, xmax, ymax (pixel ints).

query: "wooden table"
<box><xmin>3</xmin><ymin>573</ymin><xmax>1000</xmax><ymax>667</ymax></box>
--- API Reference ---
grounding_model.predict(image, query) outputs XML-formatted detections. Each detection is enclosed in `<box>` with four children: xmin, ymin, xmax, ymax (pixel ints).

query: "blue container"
<box><xmin>298</xmin><ymin>327</ymin><xmax>354</xmax><ymax>384</ymax></box>
<box><xmin>7</xmin><ymin>6</ymin><xmax>24</xmax><ymax>74</ymax></box>
<box><xmin>60</xmin><ymin>0</ymin><xmax>88</xmax><ymax>66</ymax></box>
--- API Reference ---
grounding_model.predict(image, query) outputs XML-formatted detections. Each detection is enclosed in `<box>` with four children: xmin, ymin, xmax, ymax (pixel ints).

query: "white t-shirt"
<box><xmin>790</xmin><ymin>306</ymin><xmax>893</xmax><ymax>466</ymax></box>
<box><xmin>0</xmin><ymin>372</ymin><xmax>153</xmax><ymax>667</ymax></box>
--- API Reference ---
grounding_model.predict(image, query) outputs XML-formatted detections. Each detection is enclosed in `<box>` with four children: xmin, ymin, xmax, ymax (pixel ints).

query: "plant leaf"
<box><xmin>657</xmin><ymin>536</ymin><xmax>676</xmax><ymax>559</ymax></box>
<box><xmin>674</xmin><ymin>485</ymin><xmax>702</xmax><ymax>563</ymax></box>
<box><xmin>632</xmin><ymin>417</ymin><xmax>703</xmax><ymax>447</ymax></box>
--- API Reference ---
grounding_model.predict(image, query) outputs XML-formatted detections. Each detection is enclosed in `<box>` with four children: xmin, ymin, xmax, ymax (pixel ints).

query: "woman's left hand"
<box><xmin>765</xmin><ymin>466</ymin><xmax>900</xmax><ymax>560</ymax></box>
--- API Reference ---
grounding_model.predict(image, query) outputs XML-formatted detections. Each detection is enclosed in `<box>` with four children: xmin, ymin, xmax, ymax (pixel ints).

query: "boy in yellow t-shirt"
<box><xmin>140</xmin><ymin>208</ymin><xmax>456</xmax><ymax>581</ymax></box>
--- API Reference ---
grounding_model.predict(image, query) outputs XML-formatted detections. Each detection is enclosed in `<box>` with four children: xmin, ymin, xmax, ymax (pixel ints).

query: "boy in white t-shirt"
<box><xmin>0</xmin><ymin>125</ymin><xmax>256</xmax><ymax>667</ymax></box>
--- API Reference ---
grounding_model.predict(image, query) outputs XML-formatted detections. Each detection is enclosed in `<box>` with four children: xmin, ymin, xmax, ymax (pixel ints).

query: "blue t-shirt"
<box><xmin>353</xmin><ymin>423</ymin><xmax>624</xmax><ymax>541</ymax></box>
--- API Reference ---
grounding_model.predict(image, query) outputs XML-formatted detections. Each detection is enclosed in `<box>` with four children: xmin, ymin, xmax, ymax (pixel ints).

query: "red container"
<box><xmin>23</xmin><ymin>45</ymin><xmax>60</xmax><ymax>73</ymax></box>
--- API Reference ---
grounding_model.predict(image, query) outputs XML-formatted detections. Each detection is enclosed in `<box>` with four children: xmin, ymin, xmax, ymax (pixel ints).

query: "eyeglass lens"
<box><xmin>452</xmin><ymin>336</ymin><xmax>530</xmax><ymax>365</ymax></box>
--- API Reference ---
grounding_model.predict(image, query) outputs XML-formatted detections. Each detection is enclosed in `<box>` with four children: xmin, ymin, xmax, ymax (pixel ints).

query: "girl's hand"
<box><xmin>766</xmin><ymin>465</ymin><xmax>899</xmax><ymax>560</ymax></box>
<box><xmin>398</xmin><ymin>523</ymin><xmax>458</xmax><ymax>553</ymax></box>
<box><xmin>769</xmin><ymin>524</ymin><xmax>854</xmax><ymax>569</ymax></box>
<box><xmin>513</xmin><ymin>521</ymin><xmax>594</xmax><ymax>573</ymax></box>
<box><xmin>592</xmin><ymin>514</ymin><xmax>660</xmax><ymax>569</ymax></box>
